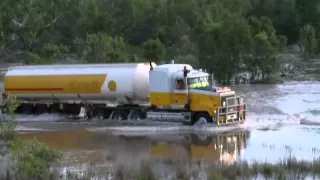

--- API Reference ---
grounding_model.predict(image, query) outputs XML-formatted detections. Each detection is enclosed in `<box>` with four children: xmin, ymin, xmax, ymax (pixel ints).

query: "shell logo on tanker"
<box><xmin>108</xmin><ymin>80</ymin><xmax>117</xmax><ymax>92</ymax></box>
<box><xmin>69</xmin><ymin>81</ymin><xmax>100</xmax><ymax>92</ymax></box>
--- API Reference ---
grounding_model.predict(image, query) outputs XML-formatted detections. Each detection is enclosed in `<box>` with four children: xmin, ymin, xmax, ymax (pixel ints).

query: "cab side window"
<box><xmin>175</xmin><ymin>79</ymin><xmax>185</xmax><ymax>90</ymax></box>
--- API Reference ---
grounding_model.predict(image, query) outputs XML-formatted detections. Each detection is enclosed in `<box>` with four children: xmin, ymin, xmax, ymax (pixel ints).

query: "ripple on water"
<box><xmin>241</xmin><ymin>125</ymin><xmax>320</xmax><ymax>163</ymax></box>
<box><xmin>305</xmin><ymin>109</ymin><xmax>320</xmax><ymax>116</ymax></box>
<box><xmin>245</xmin><ymin>114</ymin><xmax>301</xmax><ymax>129</ymax></box>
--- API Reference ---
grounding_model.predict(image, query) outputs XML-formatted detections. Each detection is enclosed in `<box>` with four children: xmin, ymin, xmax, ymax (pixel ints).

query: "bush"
<box><xmin>0</xmin><ymin>120</ymin><xmax>17</xmax><ymax>141</ymax></box>
<box><xmin>0</xmin><ymin>96</ymin><xmax>62</xmax><ymax>180</ymax></box>
<box><xmin>10</xmin><ymin>139</ymin><xmax>62</xmax><ymax>180</ymax></box>
<box><xmin>135</xmin><ymin>163</ymin><xmax>158</xmax><ymax>180</ymax></box>
<box><xmin>0</xmin><ymin>96</ymin><xmax>20</xmax><ymax>141</ymax></box>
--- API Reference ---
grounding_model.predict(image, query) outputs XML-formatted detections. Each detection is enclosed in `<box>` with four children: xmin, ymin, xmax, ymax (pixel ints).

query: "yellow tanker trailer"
<box><xmin>3</xmin><ymin>62</ymin><xmax>246</xmax><ymax>125</ymax></box>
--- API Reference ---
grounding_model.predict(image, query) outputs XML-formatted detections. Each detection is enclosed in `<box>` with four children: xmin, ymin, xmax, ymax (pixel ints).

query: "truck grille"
<box><xmin>221</xmin><ymin>95</ymin><xmax>238</xmax><ymax>113</ymax></box>
<box><xmin>217</xmin><ymin>95</ymin><xmax>246</xmax><ymax>126</ymax></box>
<box><xmin>227</xmin><ymin>97</ymin><xmax>236</xmax><ymax>106</ymax></box>
<box><xmin>221</xmin><ymin>95</ymin><xmax>236</xmax><ymax>106</ymax></box>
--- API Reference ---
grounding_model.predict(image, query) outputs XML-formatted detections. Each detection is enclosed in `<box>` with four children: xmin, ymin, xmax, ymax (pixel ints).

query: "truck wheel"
<box><xmin>94</xmin><ymin>110</ymin><xmax>105</xmax><ymax>120</ymax></box>
<box><xmin>111</xmin><ymin>111</ymin><xmax>127</xmax><ymax>120</ymax></box>
<box><xmin>95</xmin><ymin>112</ymin><xmax>104</xmax><ymax>120</ymax></box>
<box><xmin>193</xmin><ymin>113</ymin><xmax>210</xmax><ymax>126</ymax></box>
<box><xmin>130</xmin><ymin>110</ymin><xmax>143</xmax><ymax>121</ymax></box>
<box><xmin>1</xmin><ymin>105</ymin><xmax>7</xmax><ymax>114</ymax></box>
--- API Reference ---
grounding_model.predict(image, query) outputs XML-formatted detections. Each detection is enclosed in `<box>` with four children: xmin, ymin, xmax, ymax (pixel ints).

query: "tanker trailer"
<box><xmin>2</xmin><ymin>62</ymin><xmax>246</xmax><ymax>126</ymax></box>
<box><xmin>3</xmin><ymin>62</ymin><xmax>154</xmax><ymax>116</ymax></box>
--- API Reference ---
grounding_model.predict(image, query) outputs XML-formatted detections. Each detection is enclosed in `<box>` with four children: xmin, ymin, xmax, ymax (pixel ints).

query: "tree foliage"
<box><xmin>11</xmin><ymin>139</ymin><xmax>62</xmax><ymax>180</ymax></box>
<box><xmin>0</xmin><ymin>0</ymin><xmax>319</xmax><ymax>83</ymax></box>
<box><xmin>142</xmin><ymin>38</ymin><xmax>165</xmax><ymax>63</ymax></box>
<box><xmin>75</xmin><ymin>33</ymin><xmax>126</xmax><ymax>63</ymax></box>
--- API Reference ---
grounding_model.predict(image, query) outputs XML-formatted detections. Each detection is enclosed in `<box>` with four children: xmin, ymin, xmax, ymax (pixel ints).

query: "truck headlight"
<box><xmin>222</xmin><ymin>101</ymin><xmax>226</xmax><ymax>107</ymax></box>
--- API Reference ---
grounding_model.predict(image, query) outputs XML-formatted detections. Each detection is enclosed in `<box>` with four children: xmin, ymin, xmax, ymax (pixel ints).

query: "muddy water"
<box><xmin>233</xmin><ymin>81</ymin><xmax>320</xmax><ymax>162</ymax></box>
<box><xmin>20</xmin><ymin>130</ymin><xmax>249</xmax><ymax>167</ymax></box>
<box><xmin>13</xmin><ymin>81</ymin><xmax>320</xmax><ymax>172</ymax></box>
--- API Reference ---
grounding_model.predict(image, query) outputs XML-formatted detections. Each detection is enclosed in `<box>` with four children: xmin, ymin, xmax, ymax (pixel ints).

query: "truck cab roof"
<box><xmin>155</xmin><ymin>64</ymin><xmax>192</xmax><ymax>71</ymax></box>
<box><xmin>154</xmin><ymin>64</ymin><xmax>208</xmax><ymax>78</ymax></box>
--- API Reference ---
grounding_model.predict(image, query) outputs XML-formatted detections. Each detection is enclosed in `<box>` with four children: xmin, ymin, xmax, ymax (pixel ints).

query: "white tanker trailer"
<box><xmin>2</xmin><ymin>62</ymin><xmax>246</xmax><ymax>125</ymax></box>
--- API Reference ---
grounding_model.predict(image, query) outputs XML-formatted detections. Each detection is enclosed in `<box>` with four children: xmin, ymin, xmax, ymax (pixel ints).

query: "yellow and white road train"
<box><xmin>3</xmin><ymin>62</ymin><xmax>246</xmax><ymax>125</ymax></box>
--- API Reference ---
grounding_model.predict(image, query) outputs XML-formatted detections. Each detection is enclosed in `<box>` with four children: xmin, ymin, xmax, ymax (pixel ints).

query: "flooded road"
<box><xmin>19</xmin><ymin>129</ymin><xmax>249</xmax><ymax>177</ymax></box>
<box><xmin>14</xmin><ymin>81</ymin><xmax>320</xmax><ymax>173</ymax></box>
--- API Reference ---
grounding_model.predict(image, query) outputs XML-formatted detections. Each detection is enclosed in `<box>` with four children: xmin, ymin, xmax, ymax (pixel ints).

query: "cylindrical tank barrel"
<box><xmin>4</xmin><ymin>62</ymin><xmax>157</xmax><ymax>104</ymax></box>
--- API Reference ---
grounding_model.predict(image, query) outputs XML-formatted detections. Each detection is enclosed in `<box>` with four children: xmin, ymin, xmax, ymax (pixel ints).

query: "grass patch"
<box><xmin>31</xmin><ymin>156</ymin><xmax>320</xmax><ymax>180</ymax></box>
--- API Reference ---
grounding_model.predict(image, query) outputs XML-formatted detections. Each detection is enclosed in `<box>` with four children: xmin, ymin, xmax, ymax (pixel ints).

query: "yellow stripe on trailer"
<box><xmin>5</xmin><ymin>74</ymin><xmax>107</xmax><ymax>94</ymax></box>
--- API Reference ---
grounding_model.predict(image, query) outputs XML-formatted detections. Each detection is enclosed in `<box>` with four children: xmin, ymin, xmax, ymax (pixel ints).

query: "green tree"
<box><xmin>75</xmin><ymin>32</ymin><xmax>126</xmax><ymax>63</ymax></box>
<box><xmin>197</xmin><ymin>5</ymin><xmax>253</xmax><ymax>83</ymax></box>
<box><xmin>299</xmin><ymin>24</ymin><xmax>318</xmax><ymax>59</ymax></box>
<box><xmin>25</xmin><ymin>43</ymin><xmax>70</xmax><ymax>65</ymax></box>
<box><xmin>1</xmin><ymin>0</ymin><xmax>319</xmax><ymax>84</ymax></box>
<box><xmin>167</xmin><ymin>35</ymin><xmax>199</xmax><ymax>67</ymax></box>
<box><xmin>142</xmin><ymin>38</ymin><xmax>165</xmax><ymax>63</ymax></box>
<box><xmin>253</xmin><ymin>31</ymin><xmax>278</xmax><ymax>80</ymax></box>
<box><xmin>245</xmin><ymin>16</ymin><xmax>282</xmax><ymax>82</ymax></box>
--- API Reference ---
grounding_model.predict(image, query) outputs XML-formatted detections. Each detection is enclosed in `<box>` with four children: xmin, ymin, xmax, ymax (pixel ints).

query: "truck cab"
<box><xmin>148</xmin><ymin>64</ymin><xmax>246</xmax><ymax>126</ymax></box>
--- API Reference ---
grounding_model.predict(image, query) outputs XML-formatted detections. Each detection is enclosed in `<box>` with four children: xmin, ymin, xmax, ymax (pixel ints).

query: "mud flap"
<box><xmin>78</xmin><ymin>107</ymin><xmax>86</xmax><ymax>118</ymax></box>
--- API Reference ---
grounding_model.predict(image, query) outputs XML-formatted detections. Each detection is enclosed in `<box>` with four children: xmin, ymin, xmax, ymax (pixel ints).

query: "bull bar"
<box><xmin>215</xmin><ymin>96</ymin><xmax>246</xmax><ymax>126</ymax></box>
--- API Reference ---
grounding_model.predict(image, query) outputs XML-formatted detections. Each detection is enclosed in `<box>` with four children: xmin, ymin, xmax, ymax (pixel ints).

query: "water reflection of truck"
<box><xmin>3</xmin><ymin>62</ymin><xmax>246</xmax><ymax>126</ymax></box>
<box><xmin>146</xmin><ymin>131</ymin><xmax>249</xmax><ymax>165</ymax></box>
<box><xmin>21</xmin><ymin>130</ymin><xmax>250</xmax><ymax>165</ymax></box>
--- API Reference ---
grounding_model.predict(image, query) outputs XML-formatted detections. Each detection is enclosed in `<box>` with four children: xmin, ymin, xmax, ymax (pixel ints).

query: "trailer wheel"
<box><xmin>50</xmin><ymin>104</ymin><xmax>60</xmax><ymax>114</ymax></box>
<box><xmin>111</xmin><ymin>111</ymin><xmax>127</xmax><ymax>120</ymax></box>
<box><xmin>94</xmin><ymin>109</ymin><xmax>105</xmax><ymax>120</ymax></box>
<box><xmin>129</xmin><ymin>110</ymin><xmax>143</xmax><ymax>121</ymax></box>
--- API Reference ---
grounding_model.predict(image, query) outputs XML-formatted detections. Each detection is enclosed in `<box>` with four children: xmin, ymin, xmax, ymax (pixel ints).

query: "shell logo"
<box><xmin>108</xmin><ymin>80</ymin><xmax>117</xmax><ymax>92</ymax></box>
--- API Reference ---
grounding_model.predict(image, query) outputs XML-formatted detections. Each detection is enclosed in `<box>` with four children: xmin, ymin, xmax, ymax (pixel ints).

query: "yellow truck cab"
<box><xmin>148</xmin><ymin>63</ymin><xmax>246</xmax><ymax>126</ymax></box>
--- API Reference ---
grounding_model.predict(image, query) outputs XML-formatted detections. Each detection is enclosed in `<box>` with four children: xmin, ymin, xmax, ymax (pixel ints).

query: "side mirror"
<box><xmin>149</xmin><ymin>61</ymin><xmax>154</xmax><ymax>71</ymax></box>
<box><xmin>183</xmin><ymin>69</ymin><xmax>190</xmax><ymax>77</ymax></box>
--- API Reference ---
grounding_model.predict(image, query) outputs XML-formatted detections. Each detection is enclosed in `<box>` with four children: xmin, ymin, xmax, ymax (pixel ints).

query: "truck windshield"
<box><xmin>187</xmin><ymin>76</ymin><xmax>209</xmax><ymax>89</ymax></box>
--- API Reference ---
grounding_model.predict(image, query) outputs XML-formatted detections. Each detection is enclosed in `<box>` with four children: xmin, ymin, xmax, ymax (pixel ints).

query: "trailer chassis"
<box><xmin>1</xmin><ymin>95</ymin><xmax>246</xmax><ymax>126</ymax></box>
